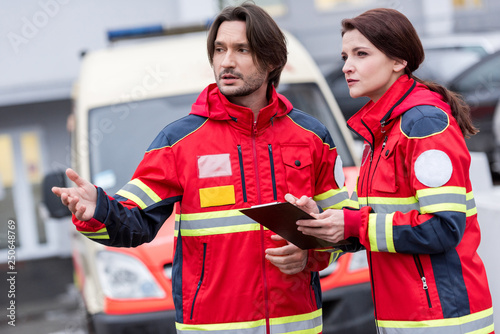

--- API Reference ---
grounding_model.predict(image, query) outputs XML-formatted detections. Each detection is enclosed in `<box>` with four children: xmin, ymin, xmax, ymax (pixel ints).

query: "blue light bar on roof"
<box><xmin>106</xmin><ymin>22</ymin><xmax>213</xmax><ymax>43</ymax></box>
<box><xmin>107</xmin><ymin>25</ymin><xmax>164</xmax><ymax>42</ymax></box>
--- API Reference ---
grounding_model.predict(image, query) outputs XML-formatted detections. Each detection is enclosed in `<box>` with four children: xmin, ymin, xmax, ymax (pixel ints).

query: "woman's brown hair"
<box><xmin>341</xmin><ymin>8</ymin><xmax>477</xmax><ymax>137</ymax></box>
<box><xmin>207</xmin><ymin>1</ymin><xmax>287</xmax><ymax>89</ymax></box>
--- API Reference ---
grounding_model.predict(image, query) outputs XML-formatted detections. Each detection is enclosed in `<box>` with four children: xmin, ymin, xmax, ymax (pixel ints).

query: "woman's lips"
<box><xmin>346</xmin><ymin>78</ymin><xmax>358</xmax><ymax>87</ymax></box>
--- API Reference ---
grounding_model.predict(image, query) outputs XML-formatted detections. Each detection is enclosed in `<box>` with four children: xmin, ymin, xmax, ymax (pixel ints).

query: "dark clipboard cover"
<box><xmin>240</xmin><ymin>202</ymin><xmax>350</xmax><ymax>250</ymax></box>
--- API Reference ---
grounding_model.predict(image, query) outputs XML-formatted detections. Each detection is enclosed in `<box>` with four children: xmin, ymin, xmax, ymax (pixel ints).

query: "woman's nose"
<box><xmin>342</xmin><ymin>60</ymin><xmax>353</xmax><ymax>74</ymax></box>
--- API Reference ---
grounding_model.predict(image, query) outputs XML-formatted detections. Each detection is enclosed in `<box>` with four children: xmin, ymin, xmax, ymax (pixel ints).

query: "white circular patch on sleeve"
<box><xmin>414</xmin><ymin>150</ymin><xmax>453</xmax><ymax>187</ymax></box>
<box><xmin>334</xmin><ymin>156</ymin><xmax>345</xmax><ymax>188</ymax></box>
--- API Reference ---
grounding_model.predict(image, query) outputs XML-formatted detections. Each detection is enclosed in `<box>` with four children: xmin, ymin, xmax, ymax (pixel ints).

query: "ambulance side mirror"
<box><xmin>42</xmin><ymin>171</ymin><xmax>71</xmax><ymax>218</ymax></box>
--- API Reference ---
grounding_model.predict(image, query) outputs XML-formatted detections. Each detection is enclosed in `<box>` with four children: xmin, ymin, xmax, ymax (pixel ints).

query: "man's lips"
<box><xmin>220</xmin><ymin>73</ymin><xmax>239</xmax><ymax>85</ymax></box>
<box><xmin>222</xmin><ymin>74</ymin><xmax>239</xmax><ymax>79</ymax></box>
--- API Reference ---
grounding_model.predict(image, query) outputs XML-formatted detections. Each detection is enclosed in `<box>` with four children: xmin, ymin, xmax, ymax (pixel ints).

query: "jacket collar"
<box><xmin>190</xmin><ymin>83</ymin><xmax>293</xmax><ymax>133</ymax></box>
<box><xmin>347</xmin><ymin>76</ymin><xmax>416</xmax><ymax>145</ymax></box>
<box><xmin>347</xmin><ymin>75</ymin><xmax>450</xmax><ymax>145</ymax></box>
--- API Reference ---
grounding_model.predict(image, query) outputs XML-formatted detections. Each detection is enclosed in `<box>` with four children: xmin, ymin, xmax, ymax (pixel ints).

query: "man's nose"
<box><xmin>221</xmin><ymin>50</ymin><xmax>236</xmax><ymax>68</ymax></box>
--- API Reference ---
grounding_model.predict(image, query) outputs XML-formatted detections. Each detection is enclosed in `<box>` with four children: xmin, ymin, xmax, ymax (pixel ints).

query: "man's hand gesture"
<box><xmin>51</xmin><ymin>168</ymin><xmax>97</xmax><ymax>221</ymax></box>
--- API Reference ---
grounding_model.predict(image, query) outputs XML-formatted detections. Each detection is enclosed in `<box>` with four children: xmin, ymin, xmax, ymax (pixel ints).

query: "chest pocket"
<box><xmin>371</xmin><ymin>135</ymin><xmax>399</xmax><ymax>194</ymax></box>
<box><xmin>281</xmin><ymin>145</ymin><xmax>313</xmax><ymax>197</ymax></box>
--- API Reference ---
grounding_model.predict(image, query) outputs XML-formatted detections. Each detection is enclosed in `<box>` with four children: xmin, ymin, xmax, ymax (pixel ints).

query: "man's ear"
<box><xmin>393</xmin><ymin>59</ymin><xmax>407</xmax><ymax>73</ymax></box>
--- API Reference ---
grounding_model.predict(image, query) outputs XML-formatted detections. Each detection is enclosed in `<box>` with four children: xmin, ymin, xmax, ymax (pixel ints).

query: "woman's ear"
<box><xmin>393</xmin><ymin>59</ymin><xmax>407</xmax><ymax>73</ymax></box>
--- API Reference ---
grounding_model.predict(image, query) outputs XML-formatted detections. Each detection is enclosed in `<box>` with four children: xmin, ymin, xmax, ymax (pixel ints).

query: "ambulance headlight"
<box><xmin>96</xmin><ymin>251</ymin><xmax>165</xmax><ymax>299</ymax></box>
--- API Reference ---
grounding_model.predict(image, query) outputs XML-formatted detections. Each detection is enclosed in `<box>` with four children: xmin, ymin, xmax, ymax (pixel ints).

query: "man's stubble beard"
<box><xmin>217</xmin><ymin>70</ymin><xmax>268</xmax><ymax>98</ymax></box>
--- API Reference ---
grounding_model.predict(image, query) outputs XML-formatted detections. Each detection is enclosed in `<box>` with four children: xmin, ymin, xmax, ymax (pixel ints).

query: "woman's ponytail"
<box><xmin>412</xmin><ymin>75</ymin><xmax>478</xmax><ymax>138</ymax></box>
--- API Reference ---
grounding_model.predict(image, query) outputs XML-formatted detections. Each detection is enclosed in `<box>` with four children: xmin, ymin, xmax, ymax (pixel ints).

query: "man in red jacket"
<box><xmin>52</xmin><ymin>3</ymin><xmax>350</xmax><ymax>334</ymax></box>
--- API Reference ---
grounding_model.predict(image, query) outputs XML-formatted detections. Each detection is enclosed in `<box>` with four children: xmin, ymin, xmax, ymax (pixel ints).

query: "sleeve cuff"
<box><xmin>93</xmin><ymin>187</ymin><xmax>109</xmax><ymax>223</ymax></box>
<box><xmin>343</xmin><ymin>207</ymin><xmax>362</xmax><ymax>239</ymax></box>
<box><xmin>343</xmin><ymin>206</ymin><xmax>372</xmax><ymax>239</ymax></box>
<box><xmin>305</xmin><ymin>249</ymin><xmax>331</xmax><ymax>272</ymax></box>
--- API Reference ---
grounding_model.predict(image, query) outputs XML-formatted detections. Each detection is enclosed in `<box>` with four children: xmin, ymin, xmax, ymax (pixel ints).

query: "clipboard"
<box><xmin>240</xmin><ymin>202</ymin><xmax>350</xmax><ymax>250</ymax></box>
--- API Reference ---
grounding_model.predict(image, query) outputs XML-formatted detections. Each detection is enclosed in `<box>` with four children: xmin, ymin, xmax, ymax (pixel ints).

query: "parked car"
<box><xmin>326</xmin><ymin>32</ymin><xmax>500</xmax><ymax>122</ymax></box>
<box><xmin>448</xmin><ymin>50</ymin><xmax>500</xmax><ymax>175</ymax></box>
<box><xmin>43</xmin><ymin>25</ymin><xmax>374</xmax><ymax>334</ymax></box>
<box><xmin>416</xmin><ymin>32</ymin><xmax>500</xmax><ymax>84</ymax></box>
<box><xmin>492</xmin><ymin>100</ymin><xmax>500</xmax><ymax>175</ymax></box>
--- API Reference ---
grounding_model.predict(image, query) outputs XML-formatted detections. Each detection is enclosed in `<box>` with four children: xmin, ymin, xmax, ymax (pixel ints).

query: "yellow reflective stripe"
<box><xmin>86</xmin><ymin>234</ymin><xmax>110</xmax><ymax>240</ymax></box>
<box><xmin>416</xmin><ymin>186</ymin><xmax>465</xmax><ymax>198</ymax></box>
<box><xmin>368</xmin><ymin>214</ymin><xmax>378</xmax><ymax>252</ymax></box>
<box><xmin>129</xmin><ymin>178</ymin><xmax>162</xmax><ymax>202</ymax></box>
<box><xmin>358</xmin><ymin>196</ymin><xmax>419</xmax><ymax>214</ymax></box>
<box><xmin>368</xmin><ymin>213</ymin><xmax>396</xmax><ymax>253</ymax></box>
<box><xmin>330</xmin><ymin>250</ymin><xmax>342</xmax><ymax>263</ymax></box>
<box><xmin>176</xmin><ymin>319</ymin><xmax>266</xmax><ymax>333</ymax></box>
<box><xmin>359</xmin><ymin>187</ymin><xmax>470</xmax><ymax>214</ymax></box>
<box><xmin>420</xmin><ymin>203</ymin><xmax>466</xmax><ymax>214</ymax></box>
<box><xmin>418</xmin><ymin>186</ymin><xmax>467</xmax><ymax>214</ymax></box>
<box><xmin>176</xmin><ymin>309</ymin><xmax>323</xmax><ymax>334</ymax></box>
<box><xmin>350</xmin><ymin>190</ymin><xmax>360</xmax><ymax>209</ymax></box>
<box><xmin>179</xmin><ymin>224</ymin><xmax>261</xmax><ymax>236</ymax></box>
<box><xmin>313</xmin><ymin>187</ymin><xmax>350</xmax><ymax>209</ymax></box>
<box><xmin>271</xmin><ymin>308</ymin><xmax>322</xmax><ymax>325</ymax></box>
<box><xmin>467</xmin><ymin>206</ymin><xmax>478</xmax><ymax>217</ymax></box>
<box><xmin>469</xmin><ymin>325</ymin><xmax>495</xmax><ymax>334</ymax></box>
<box><xmin>343</xmin><ymin>199</ymin><xmax>359</xmax><ymax>209</ymax></box>
<box><xmin>79</xmin><ymin>227</ymin><xmax>108</xmax><ymax>234</ymax></box>
<box><xmin>174</xmin><ymin>210</ymin><xmax>263</xmax><ymax>237</ymax></box>
<box><xmin>466</xmin><ymin>191</ymin><xmax>477</xmax><ymax>217</ymax></box>
<box><xmin>179</xmin><ymin>209</ymin><xmax>243</xmax><ymax>221</ymax></box>
<box><xmin>378</xmin><ymin>307</ymin><xmax>494</xmax><ymax>333</ymax></box>
<box><xmin>116</xmin><ymin>189</ymin><xmax>147</xmax><ymax>209</ymax></box>
<box><xmin>80</xmin><ymin>227</ymin><xmax>110</xmax><ymax>240</ymax></box>
<box><xmin>360</xmin><ymin>196</ymin><xmax>418</xmax><ymax>205</ymax></box>
<box><xmin>385</xmin><ymin>213</ymin><xmax>396</xmax><ymax>253</ymax></box>
<box><xmin>270</xmin><ymin>308</ymin><xmax>322</xmax><ymax>333</ymax></box>
<box><xmin>116</xmin><ymin>179</ymin><xmax>162</xmax><ymax>209</ymax></box>
<box><xmin>359</xmin><ymin>196</ymin><xmax>418</xmax><ymax>205</ymax></box>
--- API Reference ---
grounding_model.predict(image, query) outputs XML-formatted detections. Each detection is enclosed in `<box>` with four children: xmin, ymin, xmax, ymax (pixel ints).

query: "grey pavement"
<box><xmin>1</xmin><ymin>257</ymin><xmax>87</xmax><ymax>334</ymax></box>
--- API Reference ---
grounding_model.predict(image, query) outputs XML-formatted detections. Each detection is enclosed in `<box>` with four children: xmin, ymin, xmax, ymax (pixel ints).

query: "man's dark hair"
<box><xmin>207</xmin><ymin>1</ymin><xmax>287</xmax><ymax>89</ymax></box>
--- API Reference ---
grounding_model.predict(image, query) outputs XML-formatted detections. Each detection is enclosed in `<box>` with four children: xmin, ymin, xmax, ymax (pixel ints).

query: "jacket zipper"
<box><xmin>309</xmin><ymin>273</ymin><xmax>316</xmax><ymax>307</ymax></box>
<box><xmin>252</xmin><ymin>122</ymin><xmax>262</xmax><ymax>204</ymax></box>
<box><xmin>253</xmin><ymin>121</ymin><xmax>270</xmax><ymax>333</ymax></box>
<box><xmin>260</xmin><ymin>224</ymin><xmax>270</xmax><ymax>333</ymax></box>
<box><xmin>355</xmin><ymin>119</ymin><xmax>375</xmax><ymax>201</ymax></box>
<box><xmin>368</xmin><ymin>251</ymin><xmax>380</xmax><ymax>332</ymax></box>
<box><xmin>190</xmin><ymin>243</ymin><xmax>207</xmax><ymax>320</ymax></box>
<box><xmin>369</xmin><ymin>136</ymin><xmax>388</xmax><ymax>191</ymax></box>
<box><xmin>237</xmin><ymin>145</ymin><xmax>248</xmax><ymax>202</ymax></box>
<box><xmin>360</xmin><ymin>146</ymin><xmax>374</xmax><ymax>203</ymax></box>
<box><xmin>413</xmin><ymin>254</ymin><xmax>432</xmax><ymax>308</ymax></box>
<box><xmin>268</xmin><ymin>144</ymin><xmax>277</xmax><ymax>201</ymax></box>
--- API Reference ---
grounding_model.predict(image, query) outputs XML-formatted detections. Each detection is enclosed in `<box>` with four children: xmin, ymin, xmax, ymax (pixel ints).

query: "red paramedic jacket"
<box><xmin>73</xmin><ymin>83</ymin><xmax>351</xmax><ymax>333</ymax></box>
<box><xmin>344</xmin><ymin>75</ymin><xmax>494</xmax><ymax>333</ymax></box>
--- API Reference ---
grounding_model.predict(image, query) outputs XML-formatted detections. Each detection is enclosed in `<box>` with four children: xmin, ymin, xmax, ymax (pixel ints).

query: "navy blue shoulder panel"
<box><xmin>287</xmin><ymin>108</ymin><xmax>335</xmax><ymax>147</ymax></box>
<box><xmin>147</xmin><ymin>114</ymin><xmax>207</xmax><ymax>151</ymax></box>
<box><xmin>400</xmin><ymin>105</ymin><xmax>449</xmax><ymax>138</ymax></box>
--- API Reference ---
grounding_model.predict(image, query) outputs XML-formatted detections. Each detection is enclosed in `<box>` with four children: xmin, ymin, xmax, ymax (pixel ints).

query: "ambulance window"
<box><xmin>88</xmin><ymin>93</ymin><xmax>198</xmax><ymax>195</ymax></box>
<box><xmin>278</xmin><ymin>82</ymin><xmax>354</xmax><ymax>167</ymax></box>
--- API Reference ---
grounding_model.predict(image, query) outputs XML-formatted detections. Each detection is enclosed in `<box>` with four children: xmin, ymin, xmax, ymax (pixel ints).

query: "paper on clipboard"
<box><xmin>240</xmin><ymin>202</ymin><xmax>350</xmax><ymax>250</ymax></box>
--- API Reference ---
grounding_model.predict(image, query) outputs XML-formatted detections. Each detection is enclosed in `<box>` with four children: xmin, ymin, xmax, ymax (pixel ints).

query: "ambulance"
<box><xmin>44</xmin><ymin>24</ymin><xmax>374</xmax><ymax>334</ymax></box>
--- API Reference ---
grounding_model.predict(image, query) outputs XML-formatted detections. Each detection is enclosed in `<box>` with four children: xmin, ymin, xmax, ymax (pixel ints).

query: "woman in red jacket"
<box><xmin>292</xmin><ymin>8</ymin><xmax>495</xmax><ymax>333</ymax></box>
